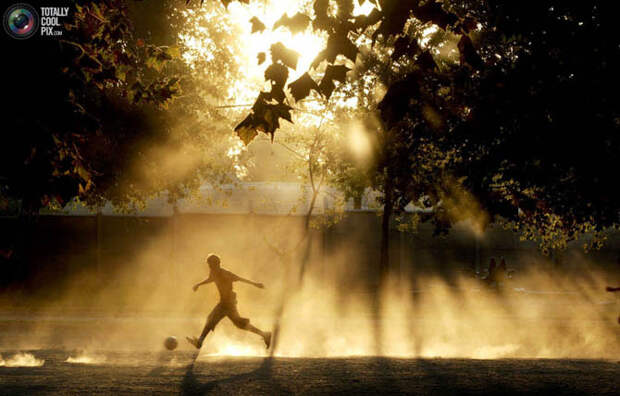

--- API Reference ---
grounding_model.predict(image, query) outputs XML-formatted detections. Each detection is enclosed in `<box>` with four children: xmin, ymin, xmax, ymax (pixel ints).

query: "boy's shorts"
<box><xmin>205</xmin><ymin>296</ymin><xmax>250</xmax><ymax>331</ymax></box>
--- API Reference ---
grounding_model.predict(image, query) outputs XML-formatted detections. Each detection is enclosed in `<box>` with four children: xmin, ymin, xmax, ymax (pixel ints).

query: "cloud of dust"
<box><xmin>65</xmin><ymin>352</ymin><xmax>107</xmax><ymax>365</ymax></box>
<box><xmin>3</xmin><ymin>206</ymin><xmax>618</xmax><ymax>361</ymax></box>
<box><xmin>225</xmin><ymin>263</ymin><xmax>618</xmax><ymax>359</ymax></box>
<box><xmin>0</xmin><ymin>352</ymin><xmax>45</xmax><ymax>367</ymax></box>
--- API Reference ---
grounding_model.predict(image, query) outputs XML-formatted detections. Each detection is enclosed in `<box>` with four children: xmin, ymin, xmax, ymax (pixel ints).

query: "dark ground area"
<box><xmin>0</xmin><ymin>350</ymin><xmax>618</xmax><ymax>395</ymax></box>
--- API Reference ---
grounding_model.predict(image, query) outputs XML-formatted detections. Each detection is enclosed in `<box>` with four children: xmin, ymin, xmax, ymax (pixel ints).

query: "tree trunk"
<box><xmin>304</xmin><ymin>186</ymin><xmax>319</xmax><ymax>231</ymax></box>
<box><xmin>380</xmin><ymin>176</ymin><xmax>393</xmax><ymax>283</ymax></box>
<box><xmin>353</xmin><ymin>195</ymin><xmax>362</xmax><ymax>210</ymax></box>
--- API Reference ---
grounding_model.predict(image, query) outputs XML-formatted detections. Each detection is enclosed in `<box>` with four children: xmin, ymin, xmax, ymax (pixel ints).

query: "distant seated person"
<box><xmin>482</xmin><ymin>257</ymin><xmax>498</xmax><ymax>286</ymax></box>
<box><xmin>483</xmin><ymin>257</ymin><xmax>512</xmax><ymax>287</ymax></box>
<box><xmin>498</xmin><ymin>257</ymin><xmax>515</xmax><ymax>280</ymax></box>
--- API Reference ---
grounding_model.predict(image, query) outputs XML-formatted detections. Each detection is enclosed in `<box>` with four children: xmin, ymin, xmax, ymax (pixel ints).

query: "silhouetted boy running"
<box><xmin>187</xmin><ymin>254</ymin><xmax>271</xmax><ymax>349</ymax></box>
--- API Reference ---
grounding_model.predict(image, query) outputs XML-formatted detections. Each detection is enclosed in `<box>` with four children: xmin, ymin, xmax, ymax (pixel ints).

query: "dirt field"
<box><xmin>0</xmin><ymin>350</ymin><xmax>618</xmax><ymax>395</ymax></box>
<box><xmin>0</xmin><ymin>310</ymin><xmax>618</xmax><ymax>394</ymax></box>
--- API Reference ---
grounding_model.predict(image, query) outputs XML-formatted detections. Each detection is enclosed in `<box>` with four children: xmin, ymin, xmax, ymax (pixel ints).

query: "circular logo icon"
<box><xmin>3</xmin><ymin>3</ymin><xmax>39</xmax><ymax>40</ymax></box>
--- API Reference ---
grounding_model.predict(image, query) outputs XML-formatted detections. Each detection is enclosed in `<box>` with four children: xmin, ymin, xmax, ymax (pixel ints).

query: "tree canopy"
<box><xmin>2</xmin><ymin>0</ymin><xmax>618</xmax><ymax>255</ymax></box>
<box><xmin>2</xmin><ymin>0</ymin><xmax>247</xmax><ymax>213</ymax></box>
<box><xmin>223</xmin><ymin>0</ymin><xmax>619</xmax><ymax>252</ymax></box>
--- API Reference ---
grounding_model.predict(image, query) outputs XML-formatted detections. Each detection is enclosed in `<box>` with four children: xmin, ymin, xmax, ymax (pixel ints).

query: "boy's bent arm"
<box><xmin>193</xmin><ymin>277</ymin><xmax>213</xmax><ymax>292</ymax></box>
<box><xmin>232</xmin><ymin>273</ymin><xmax>264</xmax><ymax>289</ymax></box>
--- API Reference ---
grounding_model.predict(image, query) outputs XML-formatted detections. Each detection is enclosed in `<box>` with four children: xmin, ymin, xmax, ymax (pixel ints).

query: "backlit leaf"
<box><xmin>270</xmin><ymin>42</ymin><xmax>300</xmax><ymax>70</ymax></box>
<box><xmin>265</xmin><ymin>63</ymin><xmax>289</xmax><ymax>87</ymax></box>
<box><xmin>319</xmin><ymin>65</ymin><xmax>351</xmax><ymax>98</ymax></box>
<box><xmin>288</xmin><ymin>73</ymin><xmax>320</xmax><ymax>101</ymax></box>
<box><xmin>273</xmin><ymin>13</ymin><xmax>311</xmax><ymax>34</ymax></box>
<box><xmin>250</xmin><ymin>16</ymin><xmax>266</xmax><ymax>33</ymax></box>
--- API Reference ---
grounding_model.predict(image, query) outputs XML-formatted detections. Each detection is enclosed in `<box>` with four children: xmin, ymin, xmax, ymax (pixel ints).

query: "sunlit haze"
<box><xmin>2</xmin><ymin>1</ymin><xmax>619</xmax><ymax>393</ymax></box>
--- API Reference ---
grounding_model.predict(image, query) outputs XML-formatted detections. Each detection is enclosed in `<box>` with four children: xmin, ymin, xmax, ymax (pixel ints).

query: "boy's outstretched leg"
<box><xmin>245</xmin><ymin>323</ymin><xmax>271</xmax><ymax>349</ymax></box>
<box><xmin>187</xmin><ymin>304</ymin><xmax>225</xmax><ymax>349</ymax></box>
<box><xmin>186</xmin><ymin>323</ymin><xmax>211</xmax><ymax>349</ymax></box>
<box><xmin>231</xmin><ymin>314</ymin><xmax>271</xmax><ymax>349</ymax></box>
<box><xmin>186</xmin><ymin>322</ymin><xmax>210</xmax><ymax>349</ymax></box>
<box><xmin>186</xmin><ymin>336</ymin><xmax>201</xmax><ymax>349</ymax></box>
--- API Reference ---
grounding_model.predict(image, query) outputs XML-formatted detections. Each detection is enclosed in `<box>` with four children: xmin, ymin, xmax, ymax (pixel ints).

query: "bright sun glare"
<box><xmin>225</xmin><ymin>1</ymin><xmax>326</xmax><ymax>104</ymax></box>
<box><xmin>181</xmin><ymin>0</ymin><xmax>377</xmax><ymax>106</ymax></box>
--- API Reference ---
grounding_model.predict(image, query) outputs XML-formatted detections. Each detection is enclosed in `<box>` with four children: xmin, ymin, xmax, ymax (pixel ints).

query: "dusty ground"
<box><xmin>0</xmin><ymin>350</ymin><xmax>618</xmax><ymax>395</ymax></box>
<box><xmin>0</xmin><ymin>309</ymin><xmax>618</xmax><ymax>395</ymax></box>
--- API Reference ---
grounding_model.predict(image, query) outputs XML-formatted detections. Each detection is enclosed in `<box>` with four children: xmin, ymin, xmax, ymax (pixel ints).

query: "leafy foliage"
<box><xmin>391</xmin><ymin>36</ymin><xmax>421</xmax><ymax>60</ymax></box>
<box><xmin>234</xmin><ymin>0</ymin><xmax>471</xmax><ymax>145</ymax></box>
<box><xmin>5</xmin><ymin>0</ymin><xmax>618</xmax><ymax>258</ymax></box>
<box><xmin>2</xmin><ymin>0</ymin><xmax>182</xmax><ymax>213</ymax></box>
<box><xmin>226</xmin><ymin>0</ymin><xmax>619</xmax><ymax>252</ymax></box>
<box><xmin>2</xmin><ymin>0</ymin><xmax>244</xmax><ymax>214</ymax></box>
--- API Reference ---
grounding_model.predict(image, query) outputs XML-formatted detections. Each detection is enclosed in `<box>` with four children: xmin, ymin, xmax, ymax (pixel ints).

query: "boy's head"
<box><xmin>206</xmin><ymin>254</ymin><xmax>221</xmax><ymax>270</ymax></box>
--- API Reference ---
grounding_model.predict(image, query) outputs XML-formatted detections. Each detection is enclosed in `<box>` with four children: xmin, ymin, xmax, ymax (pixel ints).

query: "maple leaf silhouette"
<box><xmin>372</xmin><ymin>2</ymin><xmax>413</xmax><ymax>40</ymax></box>
<box><xmin>265</xmin><ymin>63</ymin><xmax>289</xmax><ymax>87</ymax></box>
<box><xmin>235</xmin><ymin>98</ymin><xmax>293</xmax><ymax>144</ymax></box>
<box><xmin>324</xmin><ymin>64</ymin><xmax>350</xmax><ymax>83</ymax></box>
<box><xmin>288</xmin><ymin>73</ymin><xmax>320</xmax><ymax>102</ymax></box>
<box><xmin>313</xmin><ymin>0</ymin><xmax>337</xmax><ymax>32</ymax></box>
<box><xmin>354</xmin><ymin>8</ymin><xmax>382</xmax><ymax>30</ymax></box>
<box><xmin>319</xmin><ymin>64</ymin><xmax>351</xmax><ymax>98</ymax></box>
<box><xmin>235</xmin><ymin>114</ymin><xmax>259</xmax><ymax>145</ymax></box>
<box><xmin>273</xmin><ymin>13</ymin><xmax>311</xmax><ymax>34</ymax></box>
<box><xmin>312</xmin><ymin>34</ymin><xmax>358</xmax><ymax>68</ymax></box>
<box><xmin>271</xmin><ymin>42</ymin><xmax>300</xmax><ymax>70</ymax></box>
<box><xmin>250</xmin><ymin>16</ymin><xmax>266</xmax><ymax>33</ymax></box>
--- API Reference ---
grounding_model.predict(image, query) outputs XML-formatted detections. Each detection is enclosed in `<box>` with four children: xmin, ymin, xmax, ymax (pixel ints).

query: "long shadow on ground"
<box><xmin>180</xmin><ymin>356</ymin><xmax>289</xmax><ymax>395</ymax></box>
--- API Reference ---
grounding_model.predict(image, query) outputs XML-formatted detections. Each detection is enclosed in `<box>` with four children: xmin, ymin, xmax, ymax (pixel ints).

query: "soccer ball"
<box><xmin>164</xmin><ymin>336</ymin><xmax>178</xmax><ymax>351</ymax></box>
